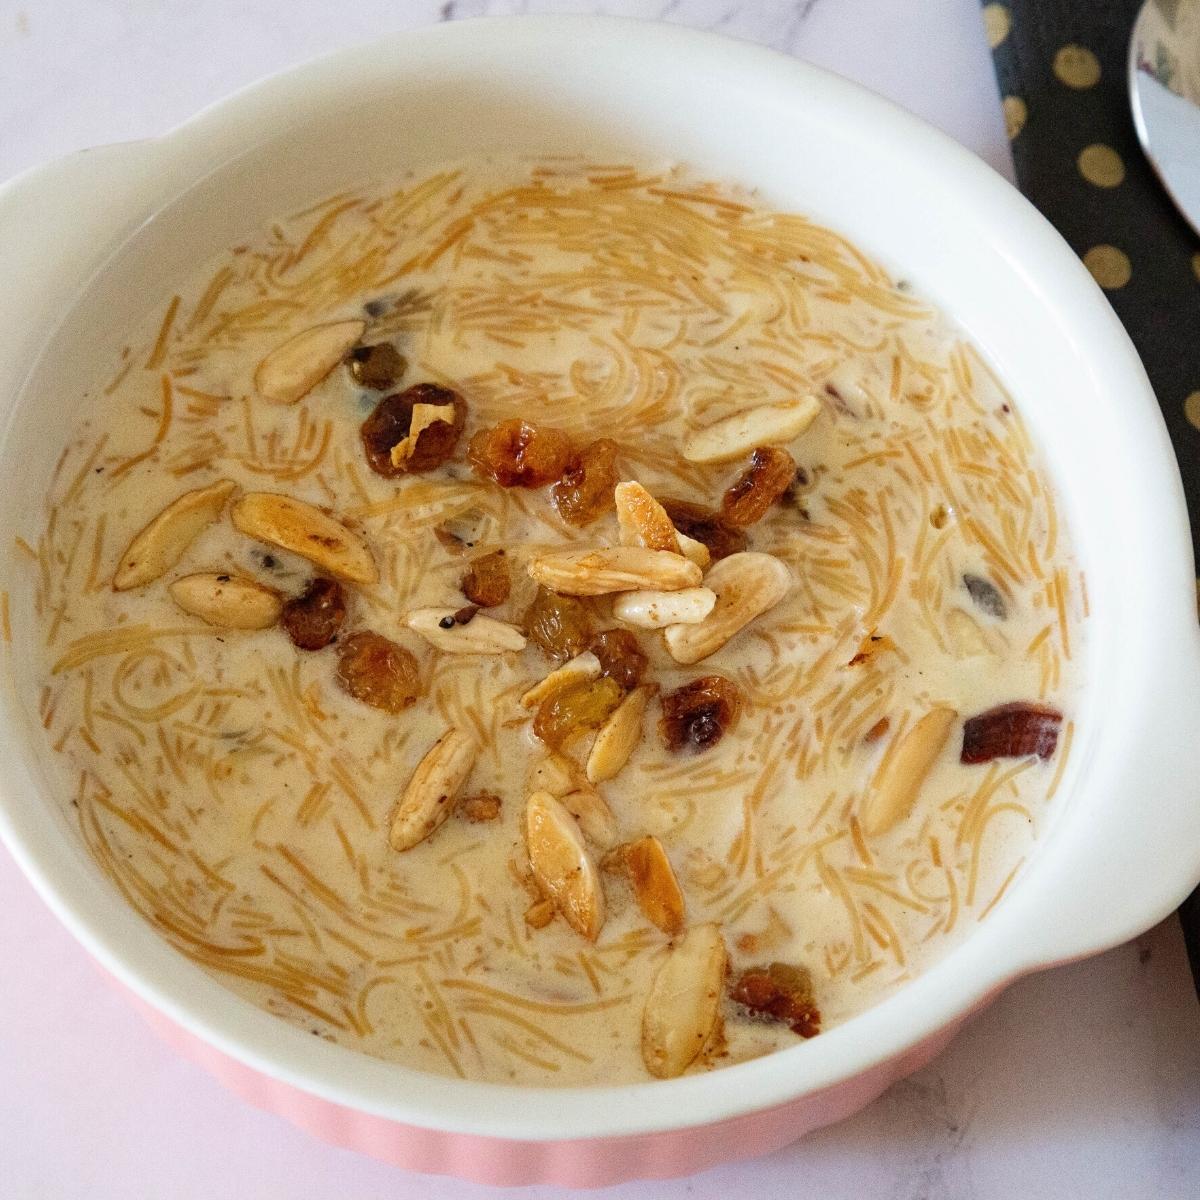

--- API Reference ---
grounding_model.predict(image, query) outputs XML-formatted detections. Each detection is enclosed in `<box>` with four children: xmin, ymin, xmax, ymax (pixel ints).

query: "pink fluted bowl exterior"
<box><xmin>1</xmin><ymin>17</ymin><xmax>1199</xmax><ymax>1189</ymax></box>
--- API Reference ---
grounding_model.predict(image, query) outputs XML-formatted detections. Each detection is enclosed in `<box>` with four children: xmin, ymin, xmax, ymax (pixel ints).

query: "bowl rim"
<box><xmin>1</xmin><ymin>13</ymin><xmax>1198</xmax><ymax>1143</ymax></box>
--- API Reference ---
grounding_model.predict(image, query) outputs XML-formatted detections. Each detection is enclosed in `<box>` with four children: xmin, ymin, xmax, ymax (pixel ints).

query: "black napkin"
<box><xmin>981</xmin><ymin>0</ymin><xmax>1200</xmax><ymax>990</ymax></box>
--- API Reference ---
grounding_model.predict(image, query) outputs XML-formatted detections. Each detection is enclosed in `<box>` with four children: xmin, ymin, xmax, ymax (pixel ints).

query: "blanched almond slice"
<box><xmin>520</xmin><ymin>652</ymin><xmax>602</xmax><ymax>708</ymax></box>
<box><xmin>860</xmin><ymin>707</ymin><xmax>957</xmax><ymax>837</ymax></box>
<box><xmin>682</xmin><ymin>397</ymin><xmax>821</xmax><ymax>464</ymax></box>
<box><xmin>675</xmin><ymin>532</ymin><xmax>712</xmax><ymax>570</ymax></box>
<box><xmin>405</xmin><ymin>608</ymin><xmax>527</xmax><ymax>654</ymax></box>
<box><xmin>231</xmin><ymin>492</ymin><xmax>377</xmax><ymax>584</ymax></box>
<box><xmin>624</xmin><ymin>835</ymin><xmax>685</xmax><ymax>935</ymax></box>
<box><xmin>612</xmin><ymin>588</ymin><xmax>716</xmax><ymax>630</ymax></box>
<box><xmin>615</xmin><ymin>482</ymin><xmax>681</xmax><ymax>553</ymax></box>
<box><xmin>527</xmin><ymin>752</ymin><xmax>579</xmax><ymax>799</ymax></box>
<box><xmin>525</xmin><ymin>791</ymin><xmax>606</xmax><ymax>941</ymax></box>
<box><xmin>390</xmin><ymin>728</ymin><xmax>476</xmax><ymax>851</ymax></box>
<box><xmin>254</xmin><ymin>319</ymin><xmax>366</xmax><ymax>405</ymax></box>
<box><xmin>586</xmin><ymin>683</ymin><xmax>655</xmax><ymax>783</ymax></box>
<box><xmin>529</xmin><ymin>547</ymin><xmax>702</xmax><ymax>596</ymax></box>
<box><xmin>946</xmin><ymin>608</ymin><xmax>997</xmax><ymax>658</ymax></box>
<box><xmin>664</xmin><ymin>552</ymin><xmax>790</xmax><ymax>664</ymax></box>
<box><xmin>389</xmin><ymin>403</ymin><xmax>455</xmax><ymax>468</ymax></box>
<box><xmin>112</xmin><ymin>479</ymin><xmax>237</xmax><ymax>591</ymax></box>
<box><xmin>641</xmin><ymin>923</ymin><xmax>727</xmax><ymax>1079</ymax></box>
<box><xmin>168</xmin><ymin>573</ymin><xmax>281</xmax><ymax>629</ymax></box>
<box><xmin>560</xmin><ymin>787</ymin><xmax>619</xmax><ymax>849</ymax></box>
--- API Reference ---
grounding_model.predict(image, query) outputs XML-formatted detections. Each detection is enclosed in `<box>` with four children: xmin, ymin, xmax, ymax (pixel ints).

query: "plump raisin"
<box><xmin>660</xmin><ymin>675</ymin><xmax>742</xmax><ymax>752</ymax></box>
<box><xmin>468</xmin><ymin>418</ymin><xmax>572</xmax><ymax>488</ymax></box>
<box><xmin>550</xmin><ymin>438</ymin><xmax>620</xmax><ymax>525</ymax></box>
<box><xmin>461</xmin><ymin>550</ymin><xmax>511</xmax><ymax>607</ymax></box>
<box><xmin>361</xmin><ymin>383</ymin><xmax>466</xmax><ymax>476</ymax></box>
<box><xmin>533</xmin><ymin>676</ymin><xmax>623</xmax><ymax>748</ymax></box>
<box><xmin>524</xmin><ymin>587</ymin><xmax>593</xmax><ymax>661</ymax></box>
<box><xmin>960</xmin><ymin>702</ymin><xmax>1061</xmax><ymax>764</ymax></box>
<box><xmin>281</xmin><ymin>578</ymin><xmax>346</xmax><ymax>650</ymax></box>
<box><xmin>721</xmin><ymin>447</ymin><xmax>798</xmax><ymax>527</ymax></box>
<box><xmin>335</xmin><ymin>631</ymin><xmax>420</xmax><ymax>713</ymax></box>
<box><xmin>347</xmin><ymin>343</ymin><xmax>406</xmax><ymax>390</ymax></box>
<box><xmin>589</xmin><ymin>629</ymin><xmax>647</xmax><ymax>691</ymax></box>
<box><xmin>730</xmin><ymin>962</ymin><xmax>821</xmax><ymax>1038</ymax></box>
<box><xmin>459</xmin><ymin>791</ymin><xmax>502</xmax><ymax>822</ymax></box>
<box><xmin>659</xmin><ymin>497</ymin><xmax>747</xmax><ymax>561</ymax></box>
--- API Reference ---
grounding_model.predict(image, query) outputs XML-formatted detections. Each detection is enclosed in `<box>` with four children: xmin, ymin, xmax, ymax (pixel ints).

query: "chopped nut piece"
<box><xmin>612</xmin><ymin>587</ymin><xmax>716</xmax><ymax>630</ymax></box>
<box><xmin>524</xmin><ymin>897</ymin><xmax>556</xmax><ymax>929</ymax></box>
<box><xmin>347</xmin><ymin>342</ymin><xmax>406</xmax><ymax>390</ymax></box>
<box><xmin>460</xmin><ymin>550</ymin><xmax>511</xmax><ymax>608</ymax></box>
<box><xmin>641</xmin><ymin>924</ymin><xmax>727</xmax><ymax>1079</ymax></box>
<box><xmin>623</xmin><ymin>835</ymin><xmax>685</xmax><ymax>935</ymax></box>
<box><xmin>532</xmin><ymin>676</ymin><xmax>623</xmax><ymax>749</ymax></box>
<box><xmin>529</xmin><ymin>546</ymin><xmax>702</xmax><ymax>596</ymax></box>
<box><xmin>589</xmin><ymin>629</ymin><xmax>647</xmax><ymax>691</ymax></box>
<box><xmin>405</xmin><ymin>608</ymin><xmax>526</xmax><ymax>654</ymax></box>
<box><xmin>663</xmin><ymin>552</ymin><xmax>790</xmax><ymax>664</ymax></box>
<box><xmin>963</xmin><ymin>573</ymin><xmax>1008</xmax><ymax>620</ymax></box>
<box><xmin>675</xmin><ymin>532</ymin><xmax>713</xmax><ymax>570</ymax></box>
<box><xmin>168</xmin><ymin>573</ymin><xmax>282</xmax><ymax>630</ymax></box>
<box><xmin>559</xmin><ymin>786</ymin><xmax>619</xmax><ymax>849</ymax></box>
<box><xmin>526</xmin><ymin>752</ymin><xmax>580</xmax><ymax>799</ymax></box>
<box><xmin>520</xmin><ymin>651</ymin><xmax>602</xmax><ymax>709</ymax></box>
<box><xmin>390</xmin><ymin>729</ymin><xmax>476</xmax><ymax>851</ymax></box>
<box><xmin>586</xmin><ymin>683</ymin><xmax>656</xmax><ymax>783</ymax></box>
<box><xmin>682</xmin><ymin>397</ymin><xmax>820</xmax><ymax>463</ymax></box>
<box><xmin>658</xmin><ymin>497</ymin><xmax>747</xmax><ymax>563</ymax></box>
<box><xmin>335</xmin><ymin>631</ymin><xmax>420</xmax><ymax>713</ymax></box>
<box><xmin>525</xmin><ymin>791</ymin><xmax>606</xmax><ymax>941</ymax></box>
<box><xmin>960</xmin><ymin>702</ymin><xmax>1062</xmax><ymax>764</ymax></box>
<box><xmin>721</xmin><ymin>446</ymin><xmax>798</xmax><ymax>526</ymax></box>
<box><xmin>523</xmin><ymin>587</ymin><xmax>594</xmax><ymax>661</ymax></box>
<box><xmin>551</xmin><ymin>438</ymin><xmax>620</xmax><ymax>525</ymax></box>
<box><xmin>614</xmin><ymin>481</ymin><xmax>681</xmax><ymax>553</ymax></box>
<box><xmin>468</xmin><ymin>418</ymin><xmax>572</xmax><ymax>488</ymax></box>
<box><xmin>361</xmin><ymin>384</ymin><xmax>466</xmax><ymax>476</ymax></box>
<box><xmin>231</xmin><ymin>492</ymin><xmax>377</xmax><ymax>584</ymax></box>
<box><xmin>113</xmin><ymin>479</ymin><xmax>238</xmax><ymax>591</ymax></box>
<box><xmin>459</xmin><ymin>791</ymin><xmax>502</xmax><ymax>823</ymax></box>
<box><xmin>848</xmin><ymin>630</ymin><xmax>897</xmax><ymax>667</ymax></box>
<box><xmin>660</xmin><ymin>675</ymin><xmax>742</xmax><ymax>753</ymax></box>
<box><xmin>255</xmin><ymin>319</ymin><xmax>366</xmax><ymax>404</ymax></box>
<box><xmin>730</xmin><ymin>961</ymin><xmax>821</xmax><ymax>1038</ymax></box>
<box><xmin>861</xmin><ymin>707</ymin><xmax>957</xmax><ymax>837</ymax></box>
<box><xmin>281</xmin><ymin>578</ymin><xmax>346</xmax><ymax>650</ymax></box>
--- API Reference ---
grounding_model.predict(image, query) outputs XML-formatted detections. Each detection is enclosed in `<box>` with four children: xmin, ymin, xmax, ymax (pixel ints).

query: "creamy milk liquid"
<box><xmin>23</xmin><ymin>162</ymin><xmax>1082</xmax><ymax>1084</ymax></box>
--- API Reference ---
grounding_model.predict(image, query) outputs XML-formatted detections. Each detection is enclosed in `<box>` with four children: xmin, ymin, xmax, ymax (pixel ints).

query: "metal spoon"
<box><xmin>1130</xmin><ymin>0</ymin><xmax>1200</xmax><ymax>236</ymax></box>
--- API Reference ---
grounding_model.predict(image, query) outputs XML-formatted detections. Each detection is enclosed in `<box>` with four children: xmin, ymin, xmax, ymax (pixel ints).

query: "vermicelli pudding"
<box><xmin>23</xmin><ymin>161</ymin><xmax>1083</xmax><ymax>1084</ymax></box>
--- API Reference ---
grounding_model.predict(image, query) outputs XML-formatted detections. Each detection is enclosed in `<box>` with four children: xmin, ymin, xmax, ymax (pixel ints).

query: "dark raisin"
<box><xmin>660</xmin><ymin>675</ymin><xmax>742</xmax><ymax>753</ymax></box>
<box><xmin>589</xmin><ymin>629</ymin><xmax>647</xmax><ymax>691</ymax></box>
<box><xmin>960</xmin><ymin>702</ymin><xmax>1062</xmax><ymax>764</ymax></box>
<box><xmin>347</xmin><ymin>343</ymin><xmax>406</xmax><ymax>390</ymax></box>
<box><xmin>467</xmin><ymin>418</ymin><xmax>572</xmax><ymax>488</ymax></box>
<box><xmin>963</xmin><ymin>573</ymin><xmax>1008</xmax><ymax>620</ymax></box>
<box><xmin>360</xmin><ymin>383</ymin><xmax>466</xmax><ymax>476</ymax></box>
<box><xmin>281</xmin><ymin>578</ymin><xmax>347</xmax><ymax>650</ymax></box>
<box><xmin>659</xmin><ymin>497</ymin><xmax>747</xmax><ymax>562</ymax></box>
<box><xmin>730</xmin><ymin>962</ymin><xmax>821</xmax><ymax>1038</ymax></box>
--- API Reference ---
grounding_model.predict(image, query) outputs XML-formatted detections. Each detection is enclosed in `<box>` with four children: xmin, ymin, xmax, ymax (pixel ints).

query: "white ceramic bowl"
<box><xmin>1</xmin><ymin>17</ymin><xmax>1198</xmax><ymax>1188</ymax></box>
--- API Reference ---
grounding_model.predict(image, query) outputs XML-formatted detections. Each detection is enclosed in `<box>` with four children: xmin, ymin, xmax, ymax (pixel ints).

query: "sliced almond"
<box><xmin>641</xmin><ymin>923</ymin><xmax>727</xmax><ymax>1079</ymax></box>
<box><xmin>559</xmin><ymin>787</ymin><xmax>619</xmax><ymax>849</ymax></box>
<box><xmin>231</xmin><ymin>492</ymin><xmax>377</xmax><ymax>583</ymax></box>
<box><xmin>623</xmin><ymin>835</ymin><xmax>685</xmax><ymax>935</ymax></box>
<box><xmin>675</xmin><ymin>532</ymin><xmax>712</xmax><ymax>570</ymax></box>
<box><xmin>615</xmin><ymin>482</ymin><xmax>681</xmax><ymax>553</ymax></box>
<box><xmin>254</xmin><ymin>319</ymin><xmax>366</xmax><ymax>405</ymax></box>
<box><xmin>390</xmin><ymin>729</ymin><xmax>476</xmax><ymax>851</ymax></box>
<box><xmin>529</xmin><ymin>547</ymin><xmax>702</xmax><ymax>597</ymax></box>
<box><xmin>664</xmin><ymin>552</ymin><xmax>791</xmax><ymax>664</ymax></box>
<box><xmin>405</xmin><ymin>608</ymin><xmax>526</xmax><ymax>654</ymax></box>
<box><xmin>527</xmin><ymin>752</ymin><xmax>580</xmax><ymax>799</ymax></box>
<box><xmin>389</xmin><ymin>403</ymin><xmax>456</xmax><ymax>468</ymax></box>
<box><xmin>947</xmin><ymin>608</ymin><xmax>997</xmax><ymax>659</ymax></box>
<box><xmin>525</xmin><ymin>791</ymin><xmax>606</xmax><ymax>941</ymax></box>
<box><xmin>860</xmin><ymin>707</ymin><xmax>957</xmax><ymax>838</ymax></box>
<box><xmin>612</xmin><ymin>588</ymin><xmax>716</xmax><ymax>630</ymax></box>
<box><xmin>168</xmin><ymin>573</ymin><xmax>281</xmax><ymax>629</ymax></box>
<box><xmin>520</xmin><ymin>651</ymin><xmax>602</xmax><ymax>709</ymax></box>
<box><xmin>113</xmin><ymin>479</ymin><xmax>237</xmax><ymax>591</ymax></box>
<box><xmin>682</xmin><ymin>397</ymin><xmax>821</xmax><ymax>464</ymax></box>
<box><xmin>586</xmin><ymin>683</ymin><xmax>655</xmax><ymax>783</ymax></box>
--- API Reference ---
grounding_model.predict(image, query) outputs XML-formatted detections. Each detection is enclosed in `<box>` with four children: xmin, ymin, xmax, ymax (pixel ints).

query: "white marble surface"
<box><xmin>0</xmin><ymin>2</ymin><xmax>1197</xmax><ymax>1197</ymax></box>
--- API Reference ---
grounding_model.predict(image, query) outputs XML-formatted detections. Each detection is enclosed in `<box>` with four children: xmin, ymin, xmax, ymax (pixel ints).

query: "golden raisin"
<box><xmin>461</xmin><ymin>550</ymin><xmax>511</xmax><ymax>608</ymax></box>
<box><xmin>459</xmin><ymin>791</ymin><xmax>502</xmax><ymax>822</ymax></box>
<box><xmin>589</xmin><ymin>629</ymin><xmax>647</xmax><ymax>691</ymax></box>
<box><xmin>659</xmin><ymin>497</ymin><xmax>747</xmax><ymax>561</ymax></box>
<box><xmin>721</xmin><ymin>447</ymin><xmax>797</xmax><ymax>527</ymax></box>
<box><xmin>360</xmin><ymin>383</ymin><xmax>466</xmax><ymax>476</ymax></box>
<box><xmin>660</xmin><ymin>675</ymin><xmax>742</xmax><ymax>753</ymax></box>
<box><xmin>533</xmin><ymin>676</ymin><xmax>623</xmax><ymax>749</ymax></box>
<box><xmin>468</xmin><ymin>418</ymin><xmax>572</xmax><ymax>488</ymax></box>
<box><xmin>335</xmin><ymin>631</ymin><xmax>420</xmax><ymax>713</ymax></box>
<box><xmin>730</xmin><ymin>962</ymin><xmax>821</xmax><ymax>1038</ymax></box>
<box><xmin>347</xmin><ymin>342</ymin><xmax>406</xmax><ymax>390</ymax></box>
<box><xmin>281</xmin><ymin>578</ymin><xmax>346</xmax><ymax>651</ymax></box>
<box><xmin>550</xmin><ymin>438</ymin><xmax>619</xmax><ymax>526</ymax></box>
<box><xmin>524</xmin><ymin>587</ymin><xmax>593</xmax><ymax>661</ymax></box>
